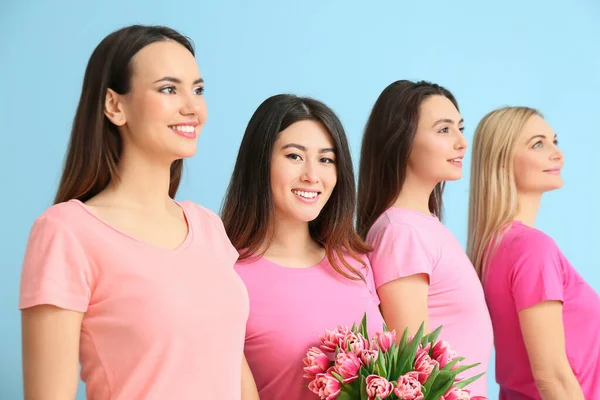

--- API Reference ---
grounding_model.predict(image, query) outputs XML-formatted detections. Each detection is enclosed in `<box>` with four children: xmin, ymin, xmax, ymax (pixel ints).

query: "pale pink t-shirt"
<box><xmin>235</xmin><ymin>253</ymin><xmax>384</xmax><ymax>400</ymax></box>
<box><xmin>366</xmin><ymin>208</ymin><xmax>493</xmax><ymax>397</ymax></box>
<box><xmin>484</xmin><ymin>221</ymin><xmax>600</xmax><ymax>399</ymax></box>
<box><xmin>19</xmin><ymin>199</ymin><xmax>249</xmax><ymax>400</ymax></box>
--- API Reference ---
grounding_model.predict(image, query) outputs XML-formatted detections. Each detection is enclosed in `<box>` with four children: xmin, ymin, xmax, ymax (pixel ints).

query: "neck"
<box><xmin>393</xmin><ymin>173</ymin><xmax>437</xmax><ymax>215</ymax></box>
<box><xmin>513</xmin><ymin>192</ymin><xmax>542</xmax><ymax>227</ymax></box>
<box><xmin>263</xmin><ymin>215</ymin><xmax>320</xmax><ymax>260</ymax></box>
<box><xmin>106</xmin><ymin>147</ymin><xmax>175</xmax><ymax>210</ymax></box>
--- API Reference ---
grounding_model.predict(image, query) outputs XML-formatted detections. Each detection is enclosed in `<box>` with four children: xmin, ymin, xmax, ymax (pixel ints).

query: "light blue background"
<box><xmin>1</xmin><ymin>1</ymin><xmax>598</xmax><ymax>398</ymax></box>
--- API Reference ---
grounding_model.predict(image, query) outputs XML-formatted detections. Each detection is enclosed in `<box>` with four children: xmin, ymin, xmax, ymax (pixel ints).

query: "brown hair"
<box><xmin>356</xmin><ymin>80</ymin><xmax>459</xmax><ymax>238</ymax></box>
<box><xmin>221</xmin><ymin>94</ymin><xmax>371</xmax><ymax>280</ymax></box>
<box><xmin>54</xmin><ymin>25</ymin><xmax>195</xmax><ymax>204</ymax></box>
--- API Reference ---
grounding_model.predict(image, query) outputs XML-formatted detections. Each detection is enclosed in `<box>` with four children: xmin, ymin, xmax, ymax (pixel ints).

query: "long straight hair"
<box><xmin>221</xmin><ymin>94</ymin><xmax>371</xmax><ymax>280</ymax></box>
<box><xmin>467</xmin><ymin>106</ymin><xmax>542</xmax><ymax>280</ymax></box>
<box><xmin>53</xmin><ymin>25</ymin><xmax>195</xmax><ymax>204</ymax></box>
<box><xmin>356</xmin><ymin>80</ymin><xmax>458</xmax><ymax>238</ymax></box>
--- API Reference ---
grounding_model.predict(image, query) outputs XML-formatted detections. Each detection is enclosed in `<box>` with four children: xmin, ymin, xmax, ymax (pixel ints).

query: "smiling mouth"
<box><xmin>544</xmin><ymin>168</ymin><xmax>561</xmax><ymax>174</ymax></box>
<box><xmin>292</xmin><ymin>189</ymin><xmax>320</xmax><ymax>199</ymax></box>
<box><xmin>448</xmin><ymin>157</ymin><xmax>463</xmax><ymax>166</ymax></box>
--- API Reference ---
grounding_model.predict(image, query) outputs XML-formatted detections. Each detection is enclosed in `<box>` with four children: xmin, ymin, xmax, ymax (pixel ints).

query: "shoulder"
<box><xmin>30</xmin><ymin>201</ymin><xmax>88</xmax><ymax>234</ymax></box>
<box><xmin>180</xmin><ymin>201</ymin><xmax>224</xmax><ymax>228</ymax></box>
<box><xmin>502</xmin><ymin>222</ymin><xmax>558</xmax><ymax>255</ymax></box>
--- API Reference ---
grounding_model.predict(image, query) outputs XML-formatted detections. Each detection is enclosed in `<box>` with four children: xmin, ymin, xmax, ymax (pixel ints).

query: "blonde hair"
<box><xmin>467</xmin><ymin>106</ymin><xmax>542</xmax><ymax>280</ymax></box>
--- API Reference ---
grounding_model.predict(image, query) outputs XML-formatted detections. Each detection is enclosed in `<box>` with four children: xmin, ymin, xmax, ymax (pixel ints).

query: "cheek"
<box><xmin>270</xmin><ymin>160</ymin><xmax>295</xmax><ymax>192</ymax></box>
<box><xmin>323</xmin><ymin>167</ymin><xmax>337</xmax><ymax>191</ymax></box>
<box><xmin>410</xmin><ymin>136</ymin><xmax>449</xmax><ymax>167</ymax></box>
<box><xmin>194</xmin><ymin>97</ymin><xmax>208</xmax><ymax>123</ymax></box>
<box><xmin>514</xmin><ymin>154</ymin><xmax>540</xmax><ymax>187</ymax></box>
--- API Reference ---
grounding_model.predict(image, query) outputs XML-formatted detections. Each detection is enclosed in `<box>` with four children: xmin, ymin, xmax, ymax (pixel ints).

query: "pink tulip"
<box><xmin>374</xmin><ymin>330</ymin><xmax>396</xmax><ymax>353</ymax></box>
<box><xmin>308</xmin><ymin>370</ymin><xmax>341</xmax><ymax>400</ymax></box>
<box><xmin>365</xmin><ymin>375</ymin><xmax>394</xmax><ymax>399</ymax></box>
<box><xmin>414</xmin><ymin>347</ymin><xmax>439</xmax><ymax>384</ymax></box>
<box><xmin>334</xmin><ymin>351</ymin><xmax>361</xmax><ymax>383</ymax></box>
<box><xmin>303</xmin><ymin>347</ymin><xmax>331</xmax><ymax>379</ymax></box>
<box><xmin>360</xmin><ymin>349</ymin><xmax>379</xmax><ymax>366</ymax></box>
<box><xmin>319</xmin><ymin>326</ymin><xmax>350</xmax><ymax>353</ymax></box>
<box><xmin>431</xmin><ymin>340</ymin><xmax>458</xmax><ymax>369</ymax></box>
<box><xmin>340</xmin><ymin>331</ymin><xmax>370</xmax><ymax>356</ymax></box>
<box><xmin>441</xmin><ymin>386</ymin><xmax>475</xmax><ymax>400</ymax></box>
<box><xmin>394</xmin><ymin>372</ymin><xmax>424</xmax><ymax>400</ymax></box>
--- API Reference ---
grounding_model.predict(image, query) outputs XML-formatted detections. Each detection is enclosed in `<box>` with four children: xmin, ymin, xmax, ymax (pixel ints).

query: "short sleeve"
<box><xmin>19</xmin><ymin>215</ymin><xmax>93</xmax><ymax>312</ymax></box>
<box><xmin>367</xmin><ymin>223</ymin><xmax>434</xmax><ymax>289</ymax></box>
<box><xmin>509</xmin><ymin>231</ymin><xmax>565</xmax><ymax>311</ymax></box>
<box><xmin>197</xmin><ymin>205</ymin><xmax>240</xmax><ymax>266</ymax></box>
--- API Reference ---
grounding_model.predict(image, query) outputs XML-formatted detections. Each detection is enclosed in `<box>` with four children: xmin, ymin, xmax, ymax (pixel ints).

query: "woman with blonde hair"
<box><xmin>468</xmin><ymin>106</ymin><xmax>599</xmax><ymax>399</ymax></box>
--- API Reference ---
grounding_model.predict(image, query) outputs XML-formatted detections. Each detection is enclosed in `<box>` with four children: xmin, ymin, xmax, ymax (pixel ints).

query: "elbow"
<box><xmin>532</xmin><ymin>369</ymin><xmax>581</xmax><ymax>398</ymax></box>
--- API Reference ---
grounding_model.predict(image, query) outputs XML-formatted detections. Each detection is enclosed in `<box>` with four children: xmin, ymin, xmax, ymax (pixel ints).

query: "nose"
<box><xmin>179</xmin><ymin>92</ymin><xmax>199</xmax><ymax>117</ymax></box>
<box><xmin>454</xmin><ymin>129</ymin><xmax>468</xmax><ymax>151</ymax></box>
<box><xmin>550</xmin><ymin>143</ymin><xmax>564</xmax><ymax>162</ymax></box>
<box><xmin>300</xmin><ymin>160</ymin><xmax>319</xmax><ymax>184</ymax></box>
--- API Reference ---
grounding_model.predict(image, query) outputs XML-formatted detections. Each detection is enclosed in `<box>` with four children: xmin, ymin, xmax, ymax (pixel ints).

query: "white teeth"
<box><xmin>292</xmin><ymin>190</ymin><xmax>318</xmax><ymax>199</ymax></box>
<box><xmin>170</xmin><ymin>125</ymin><xmax>195</xmax><ymax>133</ymax></box>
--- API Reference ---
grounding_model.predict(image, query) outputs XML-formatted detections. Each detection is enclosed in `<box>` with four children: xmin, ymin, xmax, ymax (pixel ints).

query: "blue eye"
<box><xmin>533</xmin><ymin>141</ymin><xmax>543</xmax><ymax>148</ymax></box>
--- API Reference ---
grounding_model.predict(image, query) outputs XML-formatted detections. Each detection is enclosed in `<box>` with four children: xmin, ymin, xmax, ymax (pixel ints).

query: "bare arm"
<box><xmin>241</xmin><ymin>355</ymin><xmax>259</xmax><ymax>400</ymax></box>
<box><xmin>518</xmin><ymin>301</ymin><xmax>584</xmax><ymax>400</ymax></box>
<box><xmin>22</xmin><ymin>305</ymin><xmax>83</xmax><ymax>400</ymax></box>
<box><xmin>377</xmin><ymin>273</ymin><xmax>430</xmax><ymax>337</ymax></box>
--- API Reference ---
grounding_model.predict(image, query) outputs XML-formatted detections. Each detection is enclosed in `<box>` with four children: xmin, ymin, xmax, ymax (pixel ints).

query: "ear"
<box><xmin>104</xmin><ymin>88</ymin><xmax>127</xmax><ymax>126</ymax></box>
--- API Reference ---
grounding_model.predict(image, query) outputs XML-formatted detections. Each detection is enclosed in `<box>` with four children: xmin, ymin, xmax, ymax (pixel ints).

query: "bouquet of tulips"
<box><xmin>303</xmin><ymin>314</ymin><xmax>486</xmax><ymax>400</ymax></box>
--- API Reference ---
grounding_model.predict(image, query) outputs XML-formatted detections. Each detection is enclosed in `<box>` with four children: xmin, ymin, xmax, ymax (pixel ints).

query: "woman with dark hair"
<box><xmin>222</xmin><ymin>94</ymin><xmax>383</xmax><ymax>399</ymax></box>
<box><xmin>357</xmin><ymin>80</ymin><xmax>493</xmax><ymax>397</ymax></box>
<box><xmin>19</xmin><ymin>25</ymin><xmax>256</xmax><ymax>399</ymax></box>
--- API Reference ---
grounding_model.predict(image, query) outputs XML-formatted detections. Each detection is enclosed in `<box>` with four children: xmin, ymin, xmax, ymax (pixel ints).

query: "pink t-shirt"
<box><xmin>235</xmin><ymin>253</ymin><xmax>384</xmax><ymax>400</ymax></box>
<box><xmin>19</xmin><ymin>199</ymin><xmax>249</xmax><ymax>400</ymax></box>
<box><xmin>484</xmin><ymin>221</ymin><xmax>600</xmax><ymax>399</ymax></box>
<box><xmin>366</xmin><ymin>208</ymin><xmax>493</xmax><ymax>397</ymax></box>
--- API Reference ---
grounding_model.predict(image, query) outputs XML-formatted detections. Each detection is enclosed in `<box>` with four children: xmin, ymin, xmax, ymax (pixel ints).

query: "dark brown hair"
<box><xmin>221</xmin><ymin>94</ymin><xmax>371</xmax><ymax>280</ymax></box>
<box><xmin>356</xmin><ymin>80</ymin><xmax>459</xmax><ymax>238</ymax></box>
<box><xmin>54</xmin><ymin>25</ymin><xmax>195</xmax><ymax>204</ymax></box>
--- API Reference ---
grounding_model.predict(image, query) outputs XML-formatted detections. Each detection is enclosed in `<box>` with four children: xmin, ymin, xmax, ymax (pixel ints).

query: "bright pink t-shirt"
<box><xmin>235</xmin><ymin>253</ymin><xmax>384</xmax><ymax>400</ymax></box>
<box><xmin>19</xmin><ymin>199</ymin><xmax>249</xmax><ymax>400</ymax></box>
<box><xmin>366</xmin><ymin>208</ymin><xmax>493</xmax><ymax>397</ymax></box>
<box><xmin>484</xmin><ymin>221</ymin><xmax>600</xmax><ymax>399</ymax></box>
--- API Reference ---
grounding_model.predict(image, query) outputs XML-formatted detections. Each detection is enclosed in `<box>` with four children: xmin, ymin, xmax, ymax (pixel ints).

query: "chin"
<box><xmin>173</xmin><ymin>145</ymin><xmax>198</xmax><ymax>159</ymax></box>
<box><xmin>438</xmin><ymin>172</ymin><xmax>463</xmax><ymax>182</ymax></box>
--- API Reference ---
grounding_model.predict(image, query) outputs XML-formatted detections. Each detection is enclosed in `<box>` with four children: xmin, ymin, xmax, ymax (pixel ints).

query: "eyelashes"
<box><xmin>285</xmin><ymin>153</ymin><xmax>336</xmax><ymax>164</ymax></box>
<box><xmin>438</xmin><ymin>127</ymin><xmax>465</xmax><ymax>134</ymax></box>
<box><xmin>159</xmin><ymin>85</ymin><xmax>205</xmax><ymax>95</ymax></box>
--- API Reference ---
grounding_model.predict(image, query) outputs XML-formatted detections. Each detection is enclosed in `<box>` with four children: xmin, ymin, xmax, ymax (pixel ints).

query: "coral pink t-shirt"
<box><xmin>484</xmin><ymin>221</ymin><xmax>600</xmax><ymax>399</ymax></box>
<box><xmin>366</xmin><ymin>208</ymin><xmax>493</xmax><ymax>397</ymax></box>
<box><xmin>19</xmin><ymin>199</ymin><xmax>249</xmax><ymax>400</ymax></box>
<box><xmin>235</xmin><ymin>253</ymin><xmax>384</xmax><ymax>400</ymax></box>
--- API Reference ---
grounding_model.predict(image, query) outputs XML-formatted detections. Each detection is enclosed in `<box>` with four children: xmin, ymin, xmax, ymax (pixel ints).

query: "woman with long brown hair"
<box><xmin>468</xmin><ymin>106</ymin><xmax>598</xmax><ymax>399</ymax></box>
<box><xmin>357</xmin><ymin>80</ymin><xmax>493</xmax><ymax>397</ymax></box>
<box><xmin>222</xmin><ymin>94</ymin><xmax>383</xmax><ymax>400</ymax></box>
<box><xmin>19</xmin><ymin>25</ymin><xmax>257</xmax><ymax>399</ymax></box>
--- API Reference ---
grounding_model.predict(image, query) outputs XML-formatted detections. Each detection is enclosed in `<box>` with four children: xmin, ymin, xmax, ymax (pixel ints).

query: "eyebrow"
<box><xmin>281</xmin><ymin>143</ymin><xmax>336</xmax><ymax>153</ymax></box>
<box><xmin>431</xmin><ymin>118</ymin><xmax>464</xmax><ymax>127</ymax></box>
<box><xmin>527</xmin><ymin>133</ymin><xmax>558</xmax><ymax>143</ymax></box>
<box><xmin>153</xmin><ymin>76</ymin><xmax>204</xmax><ymax>85</ymax></box>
